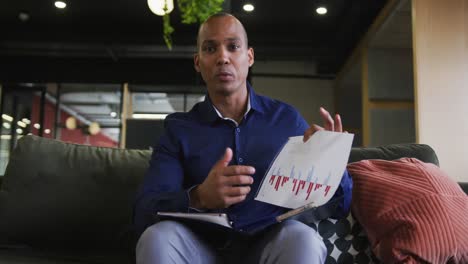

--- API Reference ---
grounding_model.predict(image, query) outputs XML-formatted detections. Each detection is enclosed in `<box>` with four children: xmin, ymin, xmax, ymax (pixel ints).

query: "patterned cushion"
<box><xmin>310</xmin><ymin>214</ymin><xmax>380</xmax><ymax>264</ymax></box>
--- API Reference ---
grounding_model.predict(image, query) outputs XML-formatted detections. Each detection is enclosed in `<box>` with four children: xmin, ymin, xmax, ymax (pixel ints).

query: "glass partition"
<box><xmin>56</xmin><ymin>83</ymin><xmax>122</xmax><ymax>148</ymax></box>
<box><xmin>0</xmin><ymin>83</ymin><xmax>50</xmax><ymax>175</ymax></box>
<box><xmin>0</xmin><ymin>82</ymin><xmax>204</xmax><ymax>175</ymax></box>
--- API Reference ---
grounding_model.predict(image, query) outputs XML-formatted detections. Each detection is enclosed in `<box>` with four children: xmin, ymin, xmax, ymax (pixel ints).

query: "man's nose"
<box><xmin>216</xmin><ymin>47</ymin><xmax>230</xmax><ymax>65</ymax></box>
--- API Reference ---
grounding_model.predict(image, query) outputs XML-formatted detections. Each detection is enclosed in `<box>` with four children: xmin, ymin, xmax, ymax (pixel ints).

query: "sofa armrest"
<box><xmin>349</xmin><ymin>143</ymin><xmax>439</xmax><ymax>166</ymax></box>
<box><xmin>460</xmin><ymin>182</ymin><xmax>468</xmax><ymax>194</ymax></box>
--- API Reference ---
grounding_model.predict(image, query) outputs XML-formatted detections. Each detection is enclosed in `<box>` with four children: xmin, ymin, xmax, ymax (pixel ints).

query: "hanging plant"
<box><xmin>162</xmin><ymin>0</ymin><xmax>224</xmax><ymax>50</ymax></box>
<box><xmin>177</xmin><ymin>0</ymin><xmax>224</xmax><ymax>24</ymax></box>
<box><xmin>162</xmin><ymin>14</ymin><xmax>175</xmax><ymax>49</ymax></box>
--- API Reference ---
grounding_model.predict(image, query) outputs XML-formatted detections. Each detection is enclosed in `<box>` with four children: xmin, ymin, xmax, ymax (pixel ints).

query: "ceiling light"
<box><xmin>243</xmin><ymin>4</ymin><xmax>254</xmax><ymax>12</ymax></box>
<box><xmin>16</xmin><ymin>128</ymin><xmax>23</xmax><ymax>134</ymax></box>
<box><xmin>316</xmin><ymin>7</ymin><xmax>327</xmax><ymax>15</ymax></box>
<box><xmin>33</xmin><ymin>123</ymin><xmax>41</xmax><ymax>129</ymax></box>
<box><xmin>2</xmin><ymin>114</ymin><xmax>13</xmax><ymax>122</ymax></box>
<box><xmin>18</xmin><ymin>12</ymin><xmax>30</xmax><ymax>22</ymax></box>
<box><xmin>17</xmin><ymin>121</ymin><xmax>27</xmax><ymax>128</ymax></box>
<box><xmin>110</xmin><ymin>111</ymin><xmax>117</xmax><ymax>118</ymax></box>
<box><xmin>65</xmin><ymin>116</ymin><xmax>77</xmax><ymax>130</ymax></box>
<box><xmin>88</xmin><ymin>122</ymin><xmax>101</xmax><ymax>135</ymax></box>
<box><xmin>132</xmin><ymin>113</ymin><xmax>168</xmax><ymax>120</ymax></box>
<box><xmin>44</xmin><ymin>129</ymin><xmax>51</xmax><ymax>134</ymax></box>
<box><xmin>147</xmin><ymin>0</ymin><xmax>174</xmax><ymax>16</ymax></box>
<box><xmin>22</xmin><ymin>118</ymin><xmax>31</xmax><ymax>125</ymax></box>
<box><xmin>55</xmin><ymin>1</ymin><xmax>67</xmax><ymax>9</ymax></box>
<box><xmin>2</xmin><ymin>123</ymin><xmax>11</xmax><ymax>129</ymax></box>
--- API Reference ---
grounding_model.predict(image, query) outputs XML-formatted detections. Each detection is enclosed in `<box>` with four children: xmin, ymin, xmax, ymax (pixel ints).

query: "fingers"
<box><xmin>214</xmin><ymin>148</ymin><xmax>233</xmax><ymax>169</ymax></box>
<box><xmin>303</xmin><ymin>124</ymin><xmax>323</xmax><ymax>142</ymax></box>
<box><xmin>224</xmin><ymin>195</ymin><xmax>248</xmax><ymax>206</ymax></box>
<box><xmin>225</xmin><ymin>185</ymin><xmax>251</xmax><ymax>196</ymax></box>
<box><xmin>335</xmin><ymin>114</ymin><xmax>343</xmax><ymax>132</ymax></box>
<box><xmin>320</xmin><ymin>107</ymin><xmax>334</xmax><ymax>131</ymax></box>
<box><xmin>222</xmin><ymin>185</ymin><xmax>251</xmax><ymax>207</ymax></box>
<box><xmin>318</xmin><ymin>107</ymin><xmax>344</xmax><ymax>132</ymax></box>
<box><xmin>304</xmin><ymin>107</ymin><xmax>345</xmax><ymax>142</ymax></box>
<box><xmin>223</xmin><ymin>165</ymin><xmax>255</xmax><ymax>176</ymax></box>
<box><xmin>224</xmin><ymin>175</ymin><xmax>254</xmax><ymax>186</ymax></box>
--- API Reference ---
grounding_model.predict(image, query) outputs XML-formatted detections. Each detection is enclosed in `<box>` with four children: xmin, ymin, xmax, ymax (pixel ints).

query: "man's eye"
<box><xmin>203</xmin><ymin>46</ymin><xmax>216</xmax><ymax>53</ymax></box>
<box><xmin>229</xmin><ymin>44</ymin><xmax>241</xmax><ymax>50</ymax></box>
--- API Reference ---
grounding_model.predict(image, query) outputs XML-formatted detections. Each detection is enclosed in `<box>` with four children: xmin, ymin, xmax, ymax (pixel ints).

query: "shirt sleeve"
<box><xmin>330</xmin><ymin>169</ymin><xmax>353</xmax><ymax>219</ymax></box>
<box><xmin>133</xmin><ymin>122</ymin><xmax>191</xmax><ymax>237</ymax></box>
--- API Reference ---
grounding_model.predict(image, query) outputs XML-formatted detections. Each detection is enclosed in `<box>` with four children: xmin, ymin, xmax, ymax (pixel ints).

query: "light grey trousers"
<box><xmin>136</xmin><ymin>220</ymin><xmax>326</xmax><ymax>264</ymax></box>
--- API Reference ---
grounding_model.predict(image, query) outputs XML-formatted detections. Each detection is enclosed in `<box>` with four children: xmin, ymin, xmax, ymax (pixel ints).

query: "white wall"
<box><xmin>251</xmin><ymin>61</ymin><xmax>335</xmax><ymax>125</ymax></box>
<box><xmin>412</xmin><ymin>0</ymin><xmax>468</xmax><ymax>182</ymax></box>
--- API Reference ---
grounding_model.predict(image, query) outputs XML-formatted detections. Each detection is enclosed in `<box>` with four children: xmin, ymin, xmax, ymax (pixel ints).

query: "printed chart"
<box><xmin>255</xmin><ymin>131</ymin><xmax>354</xmax><ymax>209</ymax></box>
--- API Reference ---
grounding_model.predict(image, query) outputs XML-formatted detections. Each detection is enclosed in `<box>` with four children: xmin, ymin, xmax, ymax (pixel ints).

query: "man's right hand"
<box><xmin>190</xmin><ymin>148</ymin><xmax>255</xmax><ymax>209</ymax></box>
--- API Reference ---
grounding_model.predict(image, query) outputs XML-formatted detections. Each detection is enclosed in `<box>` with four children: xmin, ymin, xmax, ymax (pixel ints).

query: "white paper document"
<box><xmin>255</xmin><ymin>130</ymin><xmax>354</xmax><ymax>209</ymax></box>
<box><xmin>157</xmin><ymin>212</ymin><xmax>232</xmax><ymax>228</ymax></box>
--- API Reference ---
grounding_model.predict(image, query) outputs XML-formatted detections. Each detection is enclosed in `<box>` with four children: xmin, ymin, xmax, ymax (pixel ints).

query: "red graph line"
<box><xmin>281</xmin><ymin>176</ymin><xmax>289</xmax><ymax>186</ymax></box>
<box><xmin>268</xmin><ymin>174</ymin><xmax>332</xmax><ymax>200</ymax></box>
<box><xmin>306</xmin><ymin>182</ymin><xmax>314</xmax><ymax>200</ymax></box>
<box><xmin>275</xmin><ymin>176</ymin><xmax>282</xmax><ymax>191</ymax></box>
<box><xmin>296</xmin><ymin>180</ymin><xmax>306</xmax><ymax>195</ymax></box>
<box><xmin>269</xmin><ymin>175</ymin><xmax>276</xmax><ymax>185</ymax></box>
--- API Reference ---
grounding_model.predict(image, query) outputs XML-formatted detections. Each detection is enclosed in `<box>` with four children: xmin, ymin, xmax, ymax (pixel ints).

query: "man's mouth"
<box><xmin>216</xmin><ymin>71</ymin><xmax>234</xmax><ymax>81</ymax></box>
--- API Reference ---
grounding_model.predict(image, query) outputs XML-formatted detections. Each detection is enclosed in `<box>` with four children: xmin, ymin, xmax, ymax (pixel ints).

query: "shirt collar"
<box><xmin>212</xmin><ymin>95</ymin><xmax>251</xmax><ymax>126</ymax></box>
<box><xmin>199</xmin><ymin>82</ymin><xmax>265</xmax><ymax>123</ymax></box>
<box><xmin>247</xmin><ymin>82</ymin><xmax>265</xmax><ymax>114</ymax></box>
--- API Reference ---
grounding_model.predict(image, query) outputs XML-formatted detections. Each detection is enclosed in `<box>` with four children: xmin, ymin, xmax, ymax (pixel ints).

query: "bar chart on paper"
<box><xmin>255</xmin><ymin>131</ymin><xmax>354</xmax><ymax>209</ymax></box>
<box><xmin>268</xmin><ymin>166</ymin><xmax>334</xmax><ymax>200</ymax></box>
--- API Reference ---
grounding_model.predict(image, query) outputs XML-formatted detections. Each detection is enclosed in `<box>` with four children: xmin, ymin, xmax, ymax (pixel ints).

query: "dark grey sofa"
<box><xmin>0</xmin><ymin>135</ymin><xmax>466</xmax><ymax>263</ymax></box>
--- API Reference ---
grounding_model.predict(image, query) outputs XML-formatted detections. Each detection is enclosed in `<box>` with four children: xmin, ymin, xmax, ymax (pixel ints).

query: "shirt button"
<box><xmin>238</xmin><ymin>157</ymin><xmax>243</xmax><ymax>163</ymax></box>
<box><xmin>236</xmin><ymin>128</ymin><xmax>240</xmax><ymax>133</ymax></box>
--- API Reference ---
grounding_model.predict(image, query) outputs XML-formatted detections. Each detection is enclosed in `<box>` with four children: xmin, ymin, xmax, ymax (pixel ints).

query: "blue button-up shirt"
<box><xmin>134</xmin><ymin>84</ymin><xmax>352</xmax><ymax>237</ymax></box>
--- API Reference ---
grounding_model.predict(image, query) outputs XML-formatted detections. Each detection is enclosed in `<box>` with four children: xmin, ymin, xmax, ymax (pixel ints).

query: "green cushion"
<box><xmin>0</xmin><ymin>135</ymin><xmax>151</xmax><ymax>250</ymax></box>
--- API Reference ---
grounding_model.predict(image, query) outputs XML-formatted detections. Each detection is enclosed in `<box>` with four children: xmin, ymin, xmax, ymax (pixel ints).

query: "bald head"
<box><xmin>196</xmin><ymin>13</ymin><xmax>249</xmax><ymax>52</ymax></box>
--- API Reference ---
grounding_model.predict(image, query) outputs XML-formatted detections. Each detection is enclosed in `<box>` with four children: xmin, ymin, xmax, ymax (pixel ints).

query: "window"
<box><xmin>0</xmin><ymin>83</ymin><xmax>52</xmax><ymax>175</ymax></box>
<box><xmin>56</xmin><ymin>83</ymin><xmax>122</xmax><ymax>148</ymax></box>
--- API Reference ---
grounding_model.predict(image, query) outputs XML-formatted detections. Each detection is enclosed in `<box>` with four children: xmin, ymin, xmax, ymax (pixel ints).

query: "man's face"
<box><xmin>194</xmin><ymin>16</ymin><xmax>254</xmax><ymax>96</ymax></box>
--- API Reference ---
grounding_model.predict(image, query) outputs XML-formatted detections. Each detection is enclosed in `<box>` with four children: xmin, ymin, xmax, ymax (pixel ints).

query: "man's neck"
<box><xmin>209</xmin><ymin>86</ymin><xmax>249</xmax><ymax>124</ymax></box>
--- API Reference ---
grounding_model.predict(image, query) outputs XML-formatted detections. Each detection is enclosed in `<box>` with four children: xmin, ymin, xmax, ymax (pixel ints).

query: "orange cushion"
<box><xmin>347</xmin><ymin>158</ymin><xmax>468</xmax><ymax>263</ymax></box>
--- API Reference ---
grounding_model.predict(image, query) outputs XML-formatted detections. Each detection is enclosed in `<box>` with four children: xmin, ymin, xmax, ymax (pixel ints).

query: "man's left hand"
<box><xmin>303</xmin><ymin>107</ymin><xmax>344</xmax><ymax>142</ymax></box>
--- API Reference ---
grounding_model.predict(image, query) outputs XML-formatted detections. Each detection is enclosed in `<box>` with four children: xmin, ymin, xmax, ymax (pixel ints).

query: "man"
<box><xmin>134</xmin><ymin>13</ymin><xmax>352</xmax><ymax>264</ymax></box>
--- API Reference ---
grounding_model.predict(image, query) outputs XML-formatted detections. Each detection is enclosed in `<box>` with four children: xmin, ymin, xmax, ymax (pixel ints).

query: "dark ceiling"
<box><xmin>0</xmin><ymin>0</ymin><xmax>388</xmax><ymax>84</ymax></box>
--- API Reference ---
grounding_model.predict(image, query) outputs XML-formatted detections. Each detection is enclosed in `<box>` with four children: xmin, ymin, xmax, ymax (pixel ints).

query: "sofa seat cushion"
<box><xmin>347</xmin><ymin>158</ymin><xmax>468</xmax><ymax>263</ymax></box>
<box><xmin>0</xmin><ymin>135</ymin><xmax>151</xmax><ymax>250</ymax></box>
<box><xmin>0</xmin><ymin>248</ymin><xmax>133</xmax><ymax>264</ymax></box>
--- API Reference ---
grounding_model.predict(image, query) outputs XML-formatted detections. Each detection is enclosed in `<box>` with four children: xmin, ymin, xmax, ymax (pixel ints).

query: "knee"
<box><xmin>262</xmin><ymin>220</ymin><xmax>327</xmax><ymax>263</ymax></box>
<box><xmin>137</xmin><ymin>221</ymin><xmax>185</xmax><ymax>249</ymax></box>
<box><xmin>280</xmin><ymin>220</ymin><xmax>325</xmax><ymax>249</ymax></box>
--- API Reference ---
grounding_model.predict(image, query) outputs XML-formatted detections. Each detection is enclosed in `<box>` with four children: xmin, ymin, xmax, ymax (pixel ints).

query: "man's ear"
<box><xmin>194</xmin><ymin>53</ymin><xmax>201</xmax><ymax>72</ymax></box>
<box><xmin>248</xmin><ymin>47</ymin><xmax>254</xmax><ymax>67</ymax></box>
